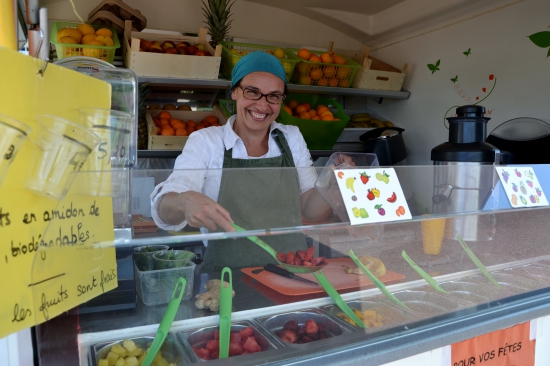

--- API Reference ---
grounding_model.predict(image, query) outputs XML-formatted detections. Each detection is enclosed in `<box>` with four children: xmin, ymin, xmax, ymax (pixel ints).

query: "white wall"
<box><xmin>369</xmin><ymin>0</ymin><xmax>550</xmax><ymax>165</ymax></box>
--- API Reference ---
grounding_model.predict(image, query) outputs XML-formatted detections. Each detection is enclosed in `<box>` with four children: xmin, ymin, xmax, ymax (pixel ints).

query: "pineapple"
<box><xmin>201</xmin><ymin>0</ymin><xmax>236</xmax><ymax>47</ymax></box>
<box><xmin>137</xmin><ymin>83</ymin><xmax>151</xmax><ymax>150</ymax></box>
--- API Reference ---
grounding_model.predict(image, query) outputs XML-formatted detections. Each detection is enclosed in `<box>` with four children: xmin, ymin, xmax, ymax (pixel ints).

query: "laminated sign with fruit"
<box><xmin>50</xmin><ymin>22</ymin><xmax>119</xmax><ymax>62</ymax></box>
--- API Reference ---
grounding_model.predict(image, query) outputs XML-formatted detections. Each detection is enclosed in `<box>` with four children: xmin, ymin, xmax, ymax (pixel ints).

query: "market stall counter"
<box><xmin>32</xmin><ymin>164</ymin><xmax>550</xmax><ymax>365</ymax></box>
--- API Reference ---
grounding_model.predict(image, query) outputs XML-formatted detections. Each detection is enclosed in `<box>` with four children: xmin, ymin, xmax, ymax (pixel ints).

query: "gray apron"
<box><xmin>200</xmin><ymin>129</ymin><xmax>307</xmax><ymax>273</ymax></box>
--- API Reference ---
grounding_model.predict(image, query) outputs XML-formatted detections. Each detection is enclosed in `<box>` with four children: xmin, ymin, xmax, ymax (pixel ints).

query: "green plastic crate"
<box><xmin>50</xmin><ymin>22</ymin><xmax>120</xmax><ymax>64</ymax></box>
<box><xmin>219</xmin><ymin>41</ymin><xmax>298</xmax><ymax>82</ymax></box>
<box><xmin>277</xmin><ymin>93</ymin><xmax>349</xmax><ymax>150</ymax></box>
<box><xmin>284</xmin><ymin>48</ymin><xmax>361</xmax><ymax>88</ymax></box>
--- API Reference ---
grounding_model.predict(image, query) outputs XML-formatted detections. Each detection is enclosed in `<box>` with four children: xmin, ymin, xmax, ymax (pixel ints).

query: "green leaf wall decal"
<box><xmin>528</xmin><ymin>31</ymin><xmax>550</xmax><ymax>48</ymax></box>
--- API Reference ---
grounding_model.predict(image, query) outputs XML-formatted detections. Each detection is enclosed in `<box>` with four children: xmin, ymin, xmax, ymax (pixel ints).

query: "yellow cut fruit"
<box><xmin>82</xmin><ymin>40</ymin><xmax>104</xmax><ymax>57</ymax></box>
<box><xmin>95</xmin><ymin>27</ymin><xmax>113</xmax><ymax>37</ymax></box>
<box><xmin>76</xmin><ymin>23</ymin><xmax>95</xmax><ymax>36</ymax></box>
<box><xmin>81</xmin><ymin>34</ymin><xmax>98</xmax><ymax>44</ymax></box>
<box><xmin>95</xmin><ymin>35</ymin><xmax>114</xmax><ymax>46</ymax></box>
<box><xmin>57</xmin><ymin>28</ymin><xmax>82</xmax><ymax>44</ymax></box>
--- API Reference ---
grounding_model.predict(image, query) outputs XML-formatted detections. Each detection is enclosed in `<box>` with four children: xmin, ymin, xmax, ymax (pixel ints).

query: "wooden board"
<box><xmin>241</xmin><ymin>257</ymin><xmax>405</xmax><ymax>296</ymax></box>
<box><xmin>351</xmin><ymin>46</ymin><xmax>407</xmax><ymax>92</ymax></box>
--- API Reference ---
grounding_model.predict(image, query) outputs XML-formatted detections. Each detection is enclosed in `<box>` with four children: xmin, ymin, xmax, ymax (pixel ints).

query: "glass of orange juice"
<box><xmin>421</xmin><ymin>217</ymin><xmax>447</xmax><ymax>255</ymax></box>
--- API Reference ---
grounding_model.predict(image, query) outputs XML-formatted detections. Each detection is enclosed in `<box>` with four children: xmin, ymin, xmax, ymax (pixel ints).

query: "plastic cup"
<box><xmin>421</xmin><ymin>217</ymin><xmax>447</xmax><ymax>255</ymax></box>
<box><xmin>24</xmin><ymin>115</ymin><xmax>101</xmax><ymax>200</ymax></box>
<box><xmin>0</xmin><ymin>114</ymin><xmax>31</xmax><ymax>186</ymax></box>
<box><xmin>133</xmin><ymin>245</ymin><xmax>169</xmax><ymax>271</ymax></box>
<box><xmin>77</xmin><ymin>108</ymin><xmax>133</xmax><ymax>196</ymax></box>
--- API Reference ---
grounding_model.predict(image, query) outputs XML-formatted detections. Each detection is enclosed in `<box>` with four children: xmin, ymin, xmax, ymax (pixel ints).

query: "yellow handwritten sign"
<box><xmin>0</xmin><ymin>47</ymin><xmax>117</xmax><ymax>338</ymax></box>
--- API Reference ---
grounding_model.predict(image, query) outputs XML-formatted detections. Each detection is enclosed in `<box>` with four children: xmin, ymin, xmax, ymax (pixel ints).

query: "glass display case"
<box><xmin>32</xmin><ymin>163</ymin><xmax>550</xmax><ymax>365</ymax></box>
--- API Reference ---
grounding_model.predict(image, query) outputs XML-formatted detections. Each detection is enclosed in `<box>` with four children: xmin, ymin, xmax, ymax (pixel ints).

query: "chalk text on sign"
<box><xmin>39</xmin><ymin>285</ymin><xmax>69</xmax><ymax>320</ymax></box>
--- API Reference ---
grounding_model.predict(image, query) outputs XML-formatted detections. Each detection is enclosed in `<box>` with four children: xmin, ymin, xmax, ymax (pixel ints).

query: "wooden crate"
<box><xmin>146</xmin><ymin>105</ymin><xmax>228</xmax><ymax>150</ymax></box>
<box><xmin>351</xmin><ymin>46</ymin><xmax>408</xmax><ymax>91</ymax></box>
<box><xmin>123</xmin><ymin>21</ymin><xmax>222</xmax><ymax>79</ymax></box>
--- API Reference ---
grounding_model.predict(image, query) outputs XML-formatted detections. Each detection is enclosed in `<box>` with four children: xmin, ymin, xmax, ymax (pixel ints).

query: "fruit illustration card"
<box><xmin>496</xmin><ymin>166</ymin><xmax>548</xmax><ymax>207</ymax></box>
<box><xmin>334</xmin><ymin>168</ymin><xmax>412</xmax><ymax>225</ymax></box>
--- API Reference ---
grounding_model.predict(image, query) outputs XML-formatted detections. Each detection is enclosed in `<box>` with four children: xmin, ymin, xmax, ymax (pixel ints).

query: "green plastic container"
<box><xmin>277</xmin><ymin>93</ymin><xmax>349</xmax><ymax>150</ymax></box>
<box><xmin>50</xmin><ymin>22</ymin><xmax>120</xmax><ymax>64</ymax></box>
<box><xmin>219</xmin><ymin>41</ymin><xmax>298</xmax><ymax>82</ymax></box>
<box><xmin>284</xmin><ymin>48</ymin><xmax>361</xmax><ymax>88</ymax></box>
<box><xmin>218</xmin><ymin>99</ymin><xmax>236</xmax><ymax>117</ymax></box>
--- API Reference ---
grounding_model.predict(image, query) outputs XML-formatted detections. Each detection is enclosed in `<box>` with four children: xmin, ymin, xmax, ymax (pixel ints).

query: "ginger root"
<box><xmin>195</xmin><ymin>279</ymin><xmax>235</xmax><ymax>311</ymax></box>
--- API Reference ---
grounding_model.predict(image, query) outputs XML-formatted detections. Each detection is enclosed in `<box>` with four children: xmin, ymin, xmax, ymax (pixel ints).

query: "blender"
<box><xmin>431</xmin><ymin>105</ymin><xmax>500</xmax><ymax>241</ymax></box>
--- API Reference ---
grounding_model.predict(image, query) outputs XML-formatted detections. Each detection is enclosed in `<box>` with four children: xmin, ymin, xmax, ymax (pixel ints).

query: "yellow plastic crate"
<box><xmin>50</xmin><ymin>22</ymin><xmax>120</xmax><ymax>64</ymax></box>
<box><xmin>219</xmin><ymin>41</ymin><xmax>298</xmax><ymax>83</ymax></box>
<box><xmin>285</xmin><ymin>48</ymin><xmax>361</xmax><ymax>88</ymax></box>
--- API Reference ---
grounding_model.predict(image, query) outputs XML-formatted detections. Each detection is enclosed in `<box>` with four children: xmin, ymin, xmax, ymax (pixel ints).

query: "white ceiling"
<box><xmin>244</xmin><ymin>0</ymin><xmax>524</xmax><ymax>49</ymax></box>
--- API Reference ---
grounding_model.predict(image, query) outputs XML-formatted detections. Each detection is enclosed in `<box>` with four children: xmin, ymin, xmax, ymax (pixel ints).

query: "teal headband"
<box><xmin>231</xmin><ymin>51</ymin><xmax>287</xmax><ymax>89</ymax></box>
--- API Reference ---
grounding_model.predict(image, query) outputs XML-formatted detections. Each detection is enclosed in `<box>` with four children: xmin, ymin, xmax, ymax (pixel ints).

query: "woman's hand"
<box><xmin>159</xmin><ymin>191</ymin><xmax>235</xmax><ymax>232</ymax></box>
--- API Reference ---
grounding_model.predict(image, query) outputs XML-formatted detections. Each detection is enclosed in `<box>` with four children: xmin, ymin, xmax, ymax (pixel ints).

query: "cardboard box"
<box><xmin>123</xmin><ymin>22</ymin><xmax>222</xmax><ymax>79</ymax></box>
<box><xmin>146</xmin><ymin>105</ymin><xmax>228</xmax><ymax>150</ymax></box>
<box><xmin>351</xmin><ymin>46</ymin><xmax>408</xmax><ymax>91</ymax></box>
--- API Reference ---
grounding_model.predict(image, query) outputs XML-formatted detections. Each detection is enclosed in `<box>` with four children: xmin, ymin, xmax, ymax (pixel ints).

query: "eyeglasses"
<box><xmin>239</xmin><ymin>86</ymin><xmax>286</xmax><ymax>104</ymax></box>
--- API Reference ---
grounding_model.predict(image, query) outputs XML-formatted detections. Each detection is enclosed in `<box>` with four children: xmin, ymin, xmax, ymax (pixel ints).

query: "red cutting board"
<box><xmin>241</xmin><ymin>257</ymin><xmax>405</xmax><ymax>296</ymax></box>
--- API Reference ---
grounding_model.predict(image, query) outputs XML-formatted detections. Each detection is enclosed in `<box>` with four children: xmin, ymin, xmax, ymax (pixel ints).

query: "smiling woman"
<box><xmin>151</xmin><ymin>51</ymin><xmax>332</xmax><ymax>272</ymax></box>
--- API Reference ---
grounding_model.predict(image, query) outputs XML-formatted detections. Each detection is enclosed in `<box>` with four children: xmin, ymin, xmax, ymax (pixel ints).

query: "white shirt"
<box><xmin>150</xmin><ymin>115</ymin><xmax>318</xmax><ymax>231</ymax></box>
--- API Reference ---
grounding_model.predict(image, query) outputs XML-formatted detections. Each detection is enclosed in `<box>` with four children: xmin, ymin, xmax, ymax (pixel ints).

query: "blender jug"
<box><xmin>431</xmin><ymin>105</ymin><xmax>500</xmax><ymax>241</ymax></box>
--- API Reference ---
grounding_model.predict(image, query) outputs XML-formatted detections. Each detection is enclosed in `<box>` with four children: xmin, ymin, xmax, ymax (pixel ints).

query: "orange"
<box><xmin>160</xmin><ymin>126</ymin><xmax>175</xmax><ymax>136</ymax></box>
<box><xmin>203</xmin><ymin>115</ymin><xmax>218</xmax><ymax>124</ymax></box>
<box><xmin>339</xmin><ymin>79</ymin><xmax>349</xmax><ymax>88</ymax></box>
<box><xmin>333</xmin><ymin>55</ymin><xmax>348</xmax><ymax>65</ymax></box>
<box><xmin>321</xmin><ymin>114</ymin><xmax>335</xmax><ymax>121</ymax></box>
<box><xmin>159</xmin><ymin>118</ymin><xmax>170</xmax><ymax>126</ymax></box>
<box><xmin>337</xmin><ymin>67</ymin><xmax>350</xmax><ymax>79</ymax></box>
<box><xmin>82</xmin><ymin>34</ymin><xmax>98</xmax><ymax>44</ymax></box>
<box><xmin>187</xmin><ymin>125</ymin><xmax>196</xmax><ymax>133</ymax></box>
<box><xmin>317</xmin><ymin>105</ymin><xmax>329</xmax><ymax>114</ymax></box>
<box><xmin>201</xmin><ymin>120</ymin><xmax>211</xmax><ymax>127</ymax></box>
<box><xmin>175</xmin><ymin>128</ymin><xmax>189</xmax><ymax>136</ymax></box>
<box><xmin>311</xmin><ymin>116</ymin><xmax>321</xmax><ymax>120</ymax></box>
<box><xmin>299</xmin><ymin>75</ymin><xmax>312</xmax><ymax>85</ymax></box>
<box><xmin>320</xmin><ymin>110</ymin><xmax>333</xmax><ymax>118</ymax></box>
<box><xmin>95</xmin><ymin>28</ymin><xmax>113</xmax><ymax>38</ymax></box>
<box><xmin>287</xmin><ymin>100</ymin><xmax>299</xmax><ymax>110</ymax></box>
<box><xmin>195</xmin><ymin>125</ymin><xmax>205</xmax><ymax>131</ymax></box>
<box><xmin>297</xmin><ymin>48</ymin><xmax>311</xmax><ymax>60</ymax></box>
<box><xmin>152</xmin><ymin>117</ymin><xmax>161</xmax><ymax>127</ymax></box>
<box><xmin>170</xmin><ymin>120</ymin><xmax>185</xmax><ymax>130</ymax></box>
<box><xmin>308</xmin><ymin>110</ymin><xmax>317</xmax><ymax>118</ymax></box>
<box><xmin>317</xmin><ymin>78</ymin><xmax>329</xmax><ymax>86</ymax></box>
<box><xmin>298</xmin><ymin>112</ymin><xmax>311</xmax><ymax>119</ymax></box>
<box><xmin>309</xmin><ymin>69</ymin><xmax>323</xmax><ymax>80</ymax></box>
<box><xmin>300</xmin><ymin>103</ymin><xmax>311</xmax><ymax>111</ymax></box>
<box><xmin>186</xmin><ymin>120</ymin><xmax>196</xmax><ymax>128</ymax></box>
<box><xmin>77</xmin><ymin>23</ymin><xmax>95</xmax><ymax>36</ymax></box>
<box><xmin>82</xmin><ymin>40</ymin><xmax>104</xmax><ymax>57</ymax></box>
<box><xmin>57</xmin><ymin>28</ymin><xmax>82</xmax><ymax>43</ymax></box>
<box><xmin>308</xmin><ymin>54</ymin><xmax>322</xmax><ymax>63</ymax></box>
<box><xmin>158</xmin><ymin>111</ymin><xmax>172</xmax><ymax>119</ymax></box>
<box><xmin>323</xmin><ymin>66</ymin><xmax>336</xmax><ymax>78</ymax></box>
<box><xmin>283</xmin><ymin>105</ymin><xmax>293</xmax><ymax>116</ymax></box>
<box><xmin>295</xmin><ymin>104</ymin><xmax>307</xmax><ymax>115</ymax></box>
<box><xmin>320</xmin><ymin>52</ymin><xmax>334</xmax><ymax>63</ymax></box>
<box><xmin>328</xmin><ymin>77</ymin><xmax>339</xmax><ymax>87</ymax></box>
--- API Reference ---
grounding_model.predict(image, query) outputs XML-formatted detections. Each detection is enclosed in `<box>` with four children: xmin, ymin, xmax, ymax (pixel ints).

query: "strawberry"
<box><xmin>318</xmin><ymin>323</ymin><xmax>327</xmax><ymax>334</ymax></box>
<box><xmin>311</xmin><ymin>257</ymin><xmax>323</xmax><ymax>266</ymax></box>
<box><xmin>319</xmin><ymin>332</ymin><xmax>326</xmax><ymax>339</ymax></box>
<box><xmin>194</xmin><ymin>347</ymin><xmax>211</xmax><ymax>360</ymax></box>
<box><xmin>360</xmin><ymin>172</ymin><xmax>370</xmax><ymax>184</ymax></box>
<box><xmin>278</xmin><ymin>329</ymin><xmax>298</xmax><ymax>343</ymax></box>
<box><xmin>286</xmin><ymin>251</ymin><xmax>295</xmax><ymax>265</ymax></box>
<box><xmin>294</xmin><ymin>257</ymin><xmax>303</xmax><ymax>266</ymax></box>
<box><xmin>230</xmin><ymin>333</ymin><xmax>241</xmax><ymax>343</ymax></box>
<box><xmin>283</xmin><ymin>320</ymin><xmax>299</xmax><ymax>332</ymax></box>
<box><xmin>297</xmin><ymin>325</ymin><xmax>307</xmax><ymax>336</ymax></box>
<box><xmin>304</xmin><ymin>246</ymin><xmax>315</xmax><ymax>261</ymax></box>
<box><xmin>239</xmin><ymin>326</ymin><xmax>254</xmax><ymax>339</ymax></box>
<box><xmin>305</xmin><ymin>319</ymin><xmax>319</xmax><ymax>335</ymax></box>
<box><xmin>296</xmin><ymin>250</ymin><xmax>306</xmax><ymax>261</ymax></box>
<box><xmin>276</xmin><ymin>252</ymin><xmax>286</xmax><ymax>263</ymax></box>
<box><xmin>243</xmin><ymin>336</ymin><xmax>261</xmax><ymax>352</ymax></box>
<box><xmin>213</xmin><ymin>330</ymin><xmax>219</xmax><ymax>340</ymax></box>
<box><xmin>229</xmin><ymin>342</ymin><xmax>244</xmax><ymax>356</ymax></box>
<box><xmin>210</xmin><ymin>350</ymin><xmax>219</xmax><ymax>359</ymax></box>
<box><xmin>303</xmin><ymin>261</ymin><xmax>313</xmax><ymax>266</ymax></box>
<box><xmin>300</xmin><ymin>335</ymin><xmax>313</xmax><ymax>343</ymax></box>
<box><xmin>206</xmin><ymin>340</ymin><xmax>219</xmax><ymax>351</ymax></box>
